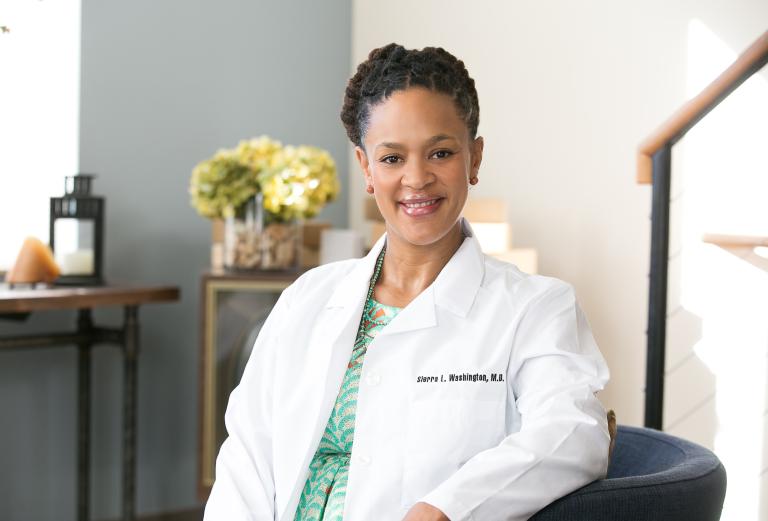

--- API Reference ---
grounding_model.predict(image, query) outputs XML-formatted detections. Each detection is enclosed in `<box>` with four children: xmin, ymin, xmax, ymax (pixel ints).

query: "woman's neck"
<box><xmin>373</xmin><ymin>221</ymin><xmax>465</xmax><ymax>308</ymax></box>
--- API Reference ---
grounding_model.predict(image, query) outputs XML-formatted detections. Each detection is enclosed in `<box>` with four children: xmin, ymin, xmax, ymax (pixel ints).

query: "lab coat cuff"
<box><xmin>419</xmin><ymin>489</ymin><xmax>474</xmax><ymax>521</ymax></box>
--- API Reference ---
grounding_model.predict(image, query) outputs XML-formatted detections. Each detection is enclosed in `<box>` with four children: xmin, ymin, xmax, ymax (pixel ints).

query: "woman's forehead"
<box><xmin>365</xmin><ymin>87</ymin><xmax>468</xmax><ymax>147</ymax></box>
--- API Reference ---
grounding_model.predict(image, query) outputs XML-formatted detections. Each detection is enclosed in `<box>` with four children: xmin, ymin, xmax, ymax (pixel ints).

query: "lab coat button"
<box><xmin>366</xmin><ymin>372</ymin><xmax>381</xmax><ymax>386</ymax></box>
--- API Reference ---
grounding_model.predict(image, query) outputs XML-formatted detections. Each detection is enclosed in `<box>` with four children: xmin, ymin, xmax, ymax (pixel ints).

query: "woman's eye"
<box><xmin>380</xmin><ymin>155</ymin><xmax>400</xmax><ymax>165</ymax></box>
<box><xmin>431</xmin><ymin>149</ymin><xmax>453</xmax><ymax>159</ymax></box>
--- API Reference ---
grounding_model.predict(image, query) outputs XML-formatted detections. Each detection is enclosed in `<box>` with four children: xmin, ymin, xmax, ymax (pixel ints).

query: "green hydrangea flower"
<box><xmin>189</xmin><ymin>136</ymin><xmax>339</xmax><ymax>221</ymax></box>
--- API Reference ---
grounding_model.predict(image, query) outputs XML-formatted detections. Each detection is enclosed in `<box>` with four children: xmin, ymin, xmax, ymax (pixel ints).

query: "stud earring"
<box><xmin>366</xmin><ymin>185</ymin><xmax>374</xmax><ymax>194</ymax></box>
<box><xmin>469</xmin><ymin>177</ymin><xmax>479</xmax><ymax>185</ymax></box>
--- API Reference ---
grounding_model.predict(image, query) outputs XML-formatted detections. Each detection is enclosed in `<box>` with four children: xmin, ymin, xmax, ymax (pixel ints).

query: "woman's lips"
<box><xmin>399</xmin><ymin>197</ymin><xmax>443</xmax><ymax>217</ymax></box>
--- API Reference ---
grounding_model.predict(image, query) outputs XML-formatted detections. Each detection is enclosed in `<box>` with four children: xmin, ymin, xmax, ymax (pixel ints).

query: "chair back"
<box><xmin>530</xmin><ymin>425</ymin><xmax>727</xmax><ymax>521</ymax></box>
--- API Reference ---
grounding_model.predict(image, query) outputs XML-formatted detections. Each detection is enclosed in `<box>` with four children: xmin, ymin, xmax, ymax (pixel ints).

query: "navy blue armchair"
<box><xmin>530</xmin><ymin>425</ymin><xmax>727</xmax><ymax>521</ymax></box>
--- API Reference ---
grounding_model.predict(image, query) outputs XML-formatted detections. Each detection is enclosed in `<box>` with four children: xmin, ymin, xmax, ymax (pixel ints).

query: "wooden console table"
<box><xmin>0</xmin><ymin>285</ymin><xmax>180</xmax><ymax>521</ymax></box>
<box><xmin>198</xmin><ymin>269</ymin><xmax>301</xmax><ymax>501</ymax></box>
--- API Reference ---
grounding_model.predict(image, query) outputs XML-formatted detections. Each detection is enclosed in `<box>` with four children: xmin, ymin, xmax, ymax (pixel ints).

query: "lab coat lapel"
<box><xmin>278</xmin><ymin>235</ymin><xmax>386</xmax><ymax>521</ymax></box>
<box><xmin>376</xmin><ymin>286</ymin><xmax>437</xmax><ymax>335</ymax></box>
<box><xmin>380</xmin><ymin>218</ymin><xmax>485</xmax><ymax>336</ymax></box>
<box><xmin>432</xmin><ymin>218</ymin><xmax>485</xmax><ymax>318</ymax></box>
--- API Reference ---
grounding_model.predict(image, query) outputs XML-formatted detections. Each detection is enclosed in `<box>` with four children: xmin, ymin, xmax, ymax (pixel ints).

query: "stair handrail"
<box><xmin>637</xmin><ymin>30</ymin><xmax>768</xmax><ymax>184</ymax></box>
<box><xmin>639</xmin><ymin>29</ymin><xmax>768</xmax><ymax>430</ymax></box>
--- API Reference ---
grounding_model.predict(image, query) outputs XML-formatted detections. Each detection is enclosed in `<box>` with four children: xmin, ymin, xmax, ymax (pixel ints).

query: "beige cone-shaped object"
<box><xmin>6</xmin><ymin>237</ymin><xmax>61</xmax><ymax>284</ymax></box>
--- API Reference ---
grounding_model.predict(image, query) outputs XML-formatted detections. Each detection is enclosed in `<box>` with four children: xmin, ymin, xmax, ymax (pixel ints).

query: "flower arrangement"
<box><xmin>260</xmin><ymin>145</ymin><xmax>341</xmax><ymax>221</ymax></box>
<box><xmin>189</xmin><ymin>135</ymin><xmax>339</xmax><ymax>221</ymax></box>
<box><xmin>189</xmin><ymin>135</ymin><xmax>340</xmax><ymax>270</ymax></box>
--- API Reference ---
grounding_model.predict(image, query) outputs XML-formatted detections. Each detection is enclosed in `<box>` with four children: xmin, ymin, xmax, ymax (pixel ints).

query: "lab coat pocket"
<box><xmin>400</xmin><ymin>396</ymin><xmax>504</xmax><ymax>508</ymax></box>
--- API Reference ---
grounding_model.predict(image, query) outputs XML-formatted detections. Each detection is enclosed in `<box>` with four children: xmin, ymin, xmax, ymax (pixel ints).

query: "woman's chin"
<box><xmin>387</xmin><ymin>218</ymin><xmax>462</xmax><ymax>249</ymax></box>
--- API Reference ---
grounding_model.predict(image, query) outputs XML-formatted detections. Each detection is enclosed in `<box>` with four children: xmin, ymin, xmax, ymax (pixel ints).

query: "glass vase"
<box><xmin>223</xmin><ymin>194</ymin><xmax>301</xmax><ymax>271</ymax></box>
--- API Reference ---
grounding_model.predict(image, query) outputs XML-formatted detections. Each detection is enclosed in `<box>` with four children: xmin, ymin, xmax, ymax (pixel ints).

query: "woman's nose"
<box><xmin>401</xmin><ymin>158</ymin><xmax>434</xmax><ymax>189</ymax></box>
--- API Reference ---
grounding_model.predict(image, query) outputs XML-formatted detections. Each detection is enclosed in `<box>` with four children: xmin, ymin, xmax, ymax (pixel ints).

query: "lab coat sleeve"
<box><xmin>419</xmin><ymin>280</ymin><xmax>610</xmax><ymax>521</ymax></box>
<box><xmin>203</xmin><ymin>283</ymin><xmax>294</xmax><ymax>521</ymax></box>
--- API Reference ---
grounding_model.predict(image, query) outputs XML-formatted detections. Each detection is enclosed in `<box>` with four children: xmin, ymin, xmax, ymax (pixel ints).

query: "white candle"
<box><xmin>59</xmin><ymin>249</ymin><xmax>94</xmax><ymax>275</ymax></box>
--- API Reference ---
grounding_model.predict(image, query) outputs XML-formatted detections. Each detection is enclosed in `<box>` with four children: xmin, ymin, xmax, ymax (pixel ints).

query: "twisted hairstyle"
<box><xmin>341</xmin><ymin>43</ymin><xmax>480</xmax><ymax>149</ymax></box>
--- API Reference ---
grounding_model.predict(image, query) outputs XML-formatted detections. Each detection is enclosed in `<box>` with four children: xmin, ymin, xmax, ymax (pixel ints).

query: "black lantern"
<box><xmin>49</xmin><ymin>174</ymin><xmax>105</xmax><ymax>286</ymax></box>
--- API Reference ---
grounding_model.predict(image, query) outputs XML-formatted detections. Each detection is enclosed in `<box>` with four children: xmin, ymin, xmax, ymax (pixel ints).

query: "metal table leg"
<box><xmin>123</xmin><ymin>305</ymin><xmax>139</xmax><ymax>521</ymax></box>
<box><xmin>77</xmin><ymin>309</ymin><xmax>93</xmax><ymax>521</ymax></box>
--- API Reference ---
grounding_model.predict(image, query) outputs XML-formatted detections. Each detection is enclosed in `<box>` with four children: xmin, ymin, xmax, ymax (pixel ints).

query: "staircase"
<box><xmin>636</xmin><ymin>30</ymin><xmax>768</xmax><ymax>429</ymax></box>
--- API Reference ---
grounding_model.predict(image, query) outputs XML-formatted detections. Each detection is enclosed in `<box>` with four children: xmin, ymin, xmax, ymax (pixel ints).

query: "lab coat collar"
<box><xmin>432</xmin><ymin>217</ymin><xmax>485</xmax><ymax>318</ymax></box>
<box><xmin>325</xmin><ymin>217</ymin><xmax>484</xmax><ymax>324</ymax></box>
<box><xmin>324</xmin><ymin>232</ymin><xmax>387</xmax><ymax>310</ymax></box>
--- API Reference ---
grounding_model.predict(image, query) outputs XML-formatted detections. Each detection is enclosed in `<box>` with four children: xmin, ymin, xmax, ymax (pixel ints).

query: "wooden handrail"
<box><xmin>637</xmin><ymin>30</ymin><xmax>768</xmax><ymax>184</ymax></box>
<box><xmin>703</xmin><ymin>233</ymin><xmax>768</xmax><ymax>248</ymax></box>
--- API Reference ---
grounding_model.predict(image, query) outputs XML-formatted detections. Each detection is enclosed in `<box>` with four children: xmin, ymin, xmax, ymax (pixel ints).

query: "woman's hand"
<box><xmin>401</xmin><ymin>502</ymin><xmax>450</xmax><ymax>521</ymax></box>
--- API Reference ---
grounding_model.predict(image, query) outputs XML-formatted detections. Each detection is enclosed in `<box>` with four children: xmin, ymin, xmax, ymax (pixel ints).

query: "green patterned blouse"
<box><xmin>293</xmin><ymin>296</ymin><xmax>401</xmax><ymax>520</ymax></box>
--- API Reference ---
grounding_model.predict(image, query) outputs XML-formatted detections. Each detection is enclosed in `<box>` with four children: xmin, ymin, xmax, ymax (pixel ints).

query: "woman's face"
<box><xmin>355</xmin><ymin>87</ymin><xmax>483</xmax><ymax>248</ymax></box>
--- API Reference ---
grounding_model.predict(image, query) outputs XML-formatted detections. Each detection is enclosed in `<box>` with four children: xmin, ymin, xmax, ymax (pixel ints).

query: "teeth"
<box><xmin>403</xmin><ymin>199</ymin><xmax>438</xmax><ymax>208</ymax></box>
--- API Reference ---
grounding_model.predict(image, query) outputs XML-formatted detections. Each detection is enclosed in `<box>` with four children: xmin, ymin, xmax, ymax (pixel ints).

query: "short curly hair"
<box><xmin>340</xmin><ymin>43</ymin><xmax>480</xmax><ymax>149</ymax></box>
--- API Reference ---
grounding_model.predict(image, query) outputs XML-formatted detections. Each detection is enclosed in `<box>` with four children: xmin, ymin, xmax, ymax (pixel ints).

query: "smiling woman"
<box><xmin>204</xmin><ymin>43</ymin><xmax>610</xmax><ymax>521</ymax></box>
<box><xmin>354</xmin><ymin>87</ymin><xmax>483</xmax><ymax>257</ymax></box>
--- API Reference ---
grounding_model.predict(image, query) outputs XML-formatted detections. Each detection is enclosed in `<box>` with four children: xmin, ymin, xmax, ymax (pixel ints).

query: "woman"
<box><xmin>204</xmin><ymin>43</ymin><xmax>610</xmax><ymax>521</ymax></box>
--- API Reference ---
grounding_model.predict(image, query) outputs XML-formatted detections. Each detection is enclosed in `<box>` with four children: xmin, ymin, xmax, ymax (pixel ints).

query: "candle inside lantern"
<box><xmin>6</xmin><ymin>237</ymin><xmax>61</xmax><ymax>284</ymax></box>
<box><xmin>59</xmin><ymin>248</ymin><xmax>95</xmax><ymax>275</ymax></box>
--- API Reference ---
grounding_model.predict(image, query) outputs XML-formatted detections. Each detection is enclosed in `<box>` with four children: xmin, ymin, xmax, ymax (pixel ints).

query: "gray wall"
<box><xmin>0</xmin><ymin>1</ymin><xmax>351</xmax><ymax>519</ymax></box>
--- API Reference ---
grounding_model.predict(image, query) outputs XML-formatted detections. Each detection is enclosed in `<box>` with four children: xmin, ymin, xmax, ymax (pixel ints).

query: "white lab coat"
<box><xmin>204</xmin><ymin>218</ymin><xmax>610</xmax><ymax>521</ymax></box>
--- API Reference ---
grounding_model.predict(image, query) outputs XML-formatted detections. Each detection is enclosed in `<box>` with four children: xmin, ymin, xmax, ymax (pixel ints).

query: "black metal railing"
<box><xmin>641</xmin><ymin>31</ymin><xmax>768</xmax><ymax>429</ymax></box>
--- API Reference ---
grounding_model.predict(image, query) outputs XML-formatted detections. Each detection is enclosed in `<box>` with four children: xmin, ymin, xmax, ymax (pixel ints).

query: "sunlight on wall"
<box><xmin>674</xmin><ymin>19</ymin><xmax>768</xmax><ymax>521</ymax></box>
<box><xmin>0</xmin><ymin>0</ymin><xmax>81</xmax><ymax>270</ymax></box>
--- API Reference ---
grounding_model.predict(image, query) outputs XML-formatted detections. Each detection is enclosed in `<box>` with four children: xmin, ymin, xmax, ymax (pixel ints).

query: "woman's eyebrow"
<box><xmin>375</xmin><ymin>134</ymin><xmax>457</xmax><ymax>151</ymax></box>
<box><xmin>377</xmin><ymin>141</ymin><xmax>405</xmax><ymax>151</ymax></box>
<box><xmin>426</xmin><ymin>134</ymin><xmax>457</xmax><ymax>145</ymax></box>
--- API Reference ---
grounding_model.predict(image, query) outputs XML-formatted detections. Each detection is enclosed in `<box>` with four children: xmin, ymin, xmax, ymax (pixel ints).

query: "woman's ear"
<box><xmin>355</xmin><ymin>145</ymin><xmax>373</xmax><ymax>188</ymax></box>
<box><xmin>470</xmin><ymin>136</ymin><xmax>484</xmax><ymax>179</ymax></box>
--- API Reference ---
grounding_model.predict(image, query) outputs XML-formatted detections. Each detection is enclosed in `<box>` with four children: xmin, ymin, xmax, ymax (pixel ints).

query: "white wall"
<box><xmin>349</xmin><ymin>0</ymin><xmax>768</xmax><ymax>431</ymax></box>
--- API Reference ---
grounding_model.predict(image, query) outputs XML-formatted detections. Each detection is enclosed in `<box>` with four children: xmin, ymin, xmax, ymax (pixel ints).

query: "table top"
<box><xmin>0</xmin><ymin>284</ymin><xmax>180</xmax><ymax>313</ymax></box>
<box><xmin>202</xmin><ymin>268</ymin><xmax>306</xmax><ymax>283</ymax></box>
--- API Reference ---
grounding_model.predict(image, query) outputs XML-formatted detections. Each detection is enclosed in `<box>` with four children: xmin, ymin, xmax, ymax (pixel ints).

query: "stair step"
<box><xmin>702</xmin><ymin>234</ymin><xmax>768</xmax><ymax>248</ymax></box>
